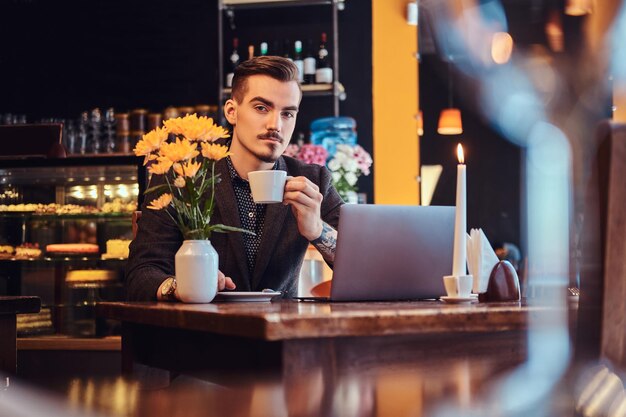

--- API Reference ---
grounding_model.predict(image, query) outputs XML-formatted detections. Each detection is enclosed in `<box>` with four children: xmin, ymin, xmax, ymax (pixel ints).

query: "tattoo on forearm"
<box><xmin>311</xmin><ymin>222</ymin><xmax>337</xmax><ymax>263</ymax></box>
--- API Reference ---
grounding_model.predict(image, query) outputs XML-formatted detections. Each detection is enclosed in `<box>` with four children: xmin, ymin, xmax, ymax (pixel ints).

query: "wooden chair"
<box><xmin>576</xmin><ymin>120</ymin><xmax>626</xmax><ymax>367</ymax></box>
<box><xmin>132</xmin><ymin>211</ymin><xmax>142</xmax><ymax>239</ymax></box>
<box><xmin>0</xmin><ymin>296</ymin><xmax>40</xmax><ymax>375</ymax></box>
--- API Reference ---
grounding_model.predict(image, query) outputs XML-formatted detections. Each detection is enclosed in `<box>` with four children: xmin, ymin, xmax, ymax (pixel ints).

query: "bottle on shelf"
<box><xmin>315</xmin><ymin>32</ymin><xmax>333</xmax><ymax>84</ymax></box>
<box><xmin>163</xmin><ymin>106</ymin><xmax>179</xmax><ymax>121</ymax></box>
<box><xmin>293</xmin><ymin>40</ymin><xmax>304</xmax><ymax>84</ymax></box>
<box><xmin>162</xmin><ymin>107</ymin><xmax>179</xmax><ymax>144</ymax></box>
<box><xmin>114</xmin><ymin>113</ymin><xmax>131</xmax><ymax>155</ymax></box>
<box><xmin>195</xmin><ymin>104</ymin><xmax>209</xmax><ymax>117</ymax></box>
<box><xmin>64</xmin><ymin>120</ymin><xmax>77</xmax><ymax>155</ymax></box>
<box><xmin>195</xmin><ymin>105</ymin><xmax>218</xmax><ymax>120</ymax></box>
<box><xmin>247</xmin><ymin>44</ymin><xmax>255</xmax><ymax>61</ymax></box>
<box><xmin>260</xmin><ymin>42</ymin><xmax>268</xmax><ymax>56</ymax></box>
<box><xmin>103</xmin><ymin>108</ymin><xmax>116</xmax><ymax>153</ymax></box>
<box><xmin>177</xmin><ymin>106</ymin><xmax>195</xmax><ymax>117</ymax></box>
<box><xmin>147</xmin><ymin>113</ymin><xmax>162</xmax><ymax>131</ymax></box>
<box><xmin>225</xmin><ymin>37</ymin><xmax>240</xmax><ymax>88</ymax></box>
<box><xmin>282</xmin><ymin>39</ymin><xmax>292</xmax><ymax>61</ymax></box>
<box><xmin>0</xmin><ymin>113</ymin><xmax>26</xmax><ymax>125</ymax></box>
<box><xmin>89</xmin><ymin>108</ymin><xmax>103</xmax><ymax>154</ymax></box>
<box><xmin>129</xmin><ymin>109</ymin><xmax>147</xmax><ymax>149</ymax></box>
<box><xmin>78</xmin><ymin>112</ymin><xmax>89</xmax><ymax>155</ymax></box>
<box><xmin>303</xmin><ymin>40</ymin><xmax>317</xmax><ymax>84</ymax></box>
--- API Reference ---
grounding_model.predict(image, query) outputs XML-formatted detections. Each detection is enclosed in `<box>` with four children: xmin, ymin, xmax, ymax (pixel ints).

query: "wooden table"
<box><xmin>0</xmin><ymin>296</ymin><xmax>40</xmax><ymax>374</ymax></box>
<box><xmin>97</xmin><ymin>300</ymin><xmax>550</xmax><ymax>379</ymax></box>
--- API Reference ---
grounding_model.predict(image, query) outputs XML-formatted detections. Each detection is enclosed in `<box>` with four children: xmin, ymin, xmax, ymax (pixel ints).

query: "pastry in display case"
<box><xmin>15</xmin><ymin>243</ymin><xmax>42</xmax><ymax>259</ymax></box>
<box><xmin>0</xmin><ymin>155</ymin><xmax>146</xmax><ymax>340</ymax></box>
<box><xmin>46</xmin><ymin>243</ymin><xmax>100</xmax><ymax>255</ymax></box>
<box><xmin>102</xmin><ymin>239</ymin><xmax>132</xmax><ymax>259</ymax></box>
<box><xmin>16</xmin><ymin>307</ymin><xmax>54</xmax><ymax>336</ymax></box>
<box><xmin>0</xmin><ymin>244</ymin><xmax>15</xmax><ymax>258</ymax></box>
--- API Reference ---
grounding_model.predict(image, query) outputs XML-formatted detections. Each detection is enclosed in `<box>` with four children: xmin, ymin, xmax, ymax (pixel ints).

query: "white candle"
<box><xmin>452</xmin><ymin>143</ymin><xmax>467</xmax><ymax>277</ymax></box>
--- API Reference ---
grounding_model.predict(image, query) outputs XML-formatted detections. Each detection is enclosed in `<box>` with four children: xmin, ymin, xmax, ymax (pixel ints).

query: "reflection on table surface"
<box><xmin>4</xmin><ymin>355</ymin><xmax>526</xmax><ymax>417</ymax></box>
<box><xmin>7</xmin><ymin>359</ymin><xmax>621</xmax><ymax>417</ymax></box>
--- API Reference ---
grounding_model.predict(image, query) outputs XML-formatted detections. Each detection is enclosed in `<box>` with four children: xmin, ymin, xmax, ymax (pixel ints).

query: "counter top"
<box><xmin>0</xmin><ymin>296</ymin><xmax>41</xmax><ymax>315</ymax></box>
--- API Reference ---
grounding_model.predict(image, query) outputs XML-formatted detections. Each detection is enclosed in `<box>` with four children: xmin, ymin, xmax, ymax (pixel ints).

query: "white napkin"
<box><xmin>466</xmin><ymin>228</ymin><xmax>500</xmax><ymax>293</ymax></box>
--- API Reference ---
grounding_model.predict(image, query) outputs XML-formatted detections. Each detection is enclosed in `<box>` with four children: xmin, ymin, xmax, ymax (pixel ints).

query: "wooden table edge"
<box><xmin>97</xmin><ymin>301</ymin><xmax>553</xmax><ymax>341</ymax></box>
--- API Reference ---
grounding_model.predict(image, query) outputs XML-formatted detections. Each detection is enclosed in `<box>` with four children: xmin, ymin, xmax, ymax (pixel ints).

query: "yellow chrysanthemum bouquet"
<box><xmin>134</xmin><ymin>114</ymin><xmax>250</xmax><ymax>240</ymax></box>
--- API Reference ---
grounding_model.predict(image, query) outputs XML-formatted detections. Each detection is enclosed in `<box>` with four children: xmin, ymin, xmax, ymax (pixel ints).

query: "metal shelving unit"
<box><xmin>0</xmin><ymin>257</ymin><xmax>128</xmax><ymax>263</ymax></box>
<box><xmin>217</xmin><ymin>0</ymin><xmax>346</xmax><ymax>121</ymax></box>
<box><xmin>222</xmin><ymin>0</ymin><xmax>342</xmax><ymax>9</ymax></box>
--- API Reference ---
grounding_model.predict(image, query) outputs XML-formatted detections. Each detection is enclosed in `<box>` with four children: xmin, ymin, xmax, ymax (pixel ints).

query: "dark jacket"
<box><xmin>125</xmin><ymin>155</ymin><xmax>343</xmax><ymax>301</ymax></box>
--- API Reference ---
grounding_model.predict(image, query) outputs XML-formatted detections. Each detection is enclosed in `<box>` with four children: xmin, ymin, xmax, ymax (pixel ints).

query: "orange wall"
<box><xmin>372</xmin><ymin>0</ymin><xmax>420</xmax><ymax>204</ymax></box>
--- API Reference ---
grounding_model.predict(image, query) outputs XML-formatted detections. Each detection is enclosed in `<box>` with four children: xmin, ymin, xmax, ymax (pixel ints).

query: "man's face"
<box><xmin>224</xmin><ymin>75</ymin><xmax>301</xmax><ymax>164</ymax></box>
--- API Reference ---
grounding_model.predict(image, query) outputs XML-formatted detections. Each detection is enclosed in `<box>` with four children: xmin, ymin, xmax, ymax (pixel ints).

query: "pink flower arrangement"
<box><xmin>283</xmin><ymin>143</ymin><xmax>328</xmax><ymax>166</ymax></box>
<box><xmin>352</xmin><ymin>145</ymin><xmax>373</xmax><ymax>176</ymax></box>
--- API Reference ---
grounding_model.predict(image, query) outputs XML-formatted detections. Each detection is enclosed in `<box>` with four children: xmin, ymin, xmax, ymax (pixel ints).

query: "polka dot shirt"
<box><xmin>226</xmin><ymin>157</ymin><xmax>270</xmax><ymax>275</ymax></box>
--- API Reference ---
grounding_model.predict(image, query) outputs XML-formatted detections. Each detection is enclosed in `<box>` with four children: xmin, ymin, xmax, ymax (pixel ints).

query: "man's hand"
<box><xmin>157</xmin><ymin>270</ymin><xmax>236</xmax><ymax>301</ymax></box>
<box><xmin>282</xmin><ymin>176</ymin><xmax>324</xmax><ymax>241</ymax></box>
<box><xmin>218</xmin><ymin>270</ymin><xmax>237</xmax><ymax>291</ymax></box>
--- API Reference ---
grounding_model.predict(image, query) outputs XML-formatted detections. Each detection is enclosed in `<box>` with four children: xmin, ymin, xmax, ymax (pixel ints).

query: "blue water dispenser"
<box><xmin>310</xmin><ymin>117</ymin><xmax>357</xmax><ymax>157</ymax></box>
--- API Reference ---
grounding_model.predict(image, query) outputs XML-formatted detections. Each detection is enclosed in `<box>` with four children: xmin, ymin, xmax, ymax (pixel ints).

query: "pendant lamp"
<box><xmin>438</xmin><ymin>109</ymin><xmax>463</xmax><ymax>135</ymax></box>
<box><xmin>438</xmin><ymin>61</ymin><xmax>463</xmax><ymax>135</ymax></box>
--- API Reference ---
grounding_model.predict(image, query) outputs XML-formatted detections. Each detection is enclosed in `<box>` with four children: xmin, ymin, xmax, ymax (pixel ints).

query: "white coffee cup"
<box><xmin>443</xmin><ymin>275</ymin><xmax>473</xmax><ymax>298</ymax></box>
<box><xmin>248</xmin><ymin>170</ymin><xmax>289</xmax><ymax>204</ymax></box>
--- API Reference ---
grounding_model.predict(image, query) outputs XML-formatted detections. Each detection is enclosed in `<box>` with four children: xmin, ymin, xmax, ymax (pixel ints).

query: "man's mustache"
<box><xmin>258</xmin><ymin>131</ymin><xmax>283</xmax><ymax>142</ymax></box>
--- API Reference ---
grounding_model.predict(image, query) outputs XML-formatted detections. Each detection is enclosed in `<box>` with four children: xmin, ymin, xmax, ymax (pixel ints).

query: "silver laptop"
<box><xmin>307</xmin><ymin>204</ymin><xmax>455</xmax><ymax>302</ymax></box>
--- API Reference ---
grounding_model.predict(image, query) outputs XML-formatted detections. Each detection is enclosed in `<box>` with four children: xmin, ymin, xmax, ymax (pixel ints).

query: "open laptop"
<box><xmin>300</xmin><ymin>204</ymin><xmax>455</xmax><ymax>301</ymax></box>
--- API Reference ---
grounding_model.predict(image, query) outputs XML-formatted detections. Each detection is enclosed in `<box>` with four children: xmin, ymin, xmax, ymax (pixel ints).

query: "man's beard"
<box><xmin>257</xmin><ymin>152</ymin><xmax>278</xmax><ymax>163</ymax></box>
<box><xmin>254</xmin><ymin>131</ymin><xmax>288</xmax><ymax>163</ymax></box>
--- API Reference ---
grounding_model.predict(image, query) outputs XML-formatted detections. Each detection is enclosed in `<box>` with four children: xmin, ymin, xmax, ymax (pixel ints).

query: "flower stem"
<box><xmin>208</xmin><ymin>161</ymin><xmax>216</xmax><ymax>219</ymax></box>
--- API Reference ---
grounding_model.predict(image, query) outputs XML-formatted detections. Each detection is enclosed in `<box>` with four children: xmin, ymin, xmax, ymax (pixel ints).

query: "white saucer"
<box><xmin>440</xmin><ymin>295</ymin><xmax>476</xmax><ymax>303</ymax></box>
<box><xmin>213</xmin><ymin>291</ymin><xmax>281</xmax><ymax>302</ymax></box>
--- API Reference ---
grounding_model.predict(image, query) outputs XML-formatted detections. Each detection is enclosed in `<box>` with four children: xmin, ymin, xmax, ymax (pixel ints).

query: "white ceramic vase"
<box><xmin>175</xmin><ymin>240</ymin><xmax>218</xmax><ymax>303</ymax></box>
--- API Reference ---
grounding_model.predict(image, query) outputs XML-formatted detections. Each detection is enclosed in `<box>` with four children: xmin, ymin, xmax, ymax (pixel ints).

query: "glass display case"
<box><xmin>0</xmin><ymin>156</ymin><xmax>146</xmax><ymax>338</ymax></box>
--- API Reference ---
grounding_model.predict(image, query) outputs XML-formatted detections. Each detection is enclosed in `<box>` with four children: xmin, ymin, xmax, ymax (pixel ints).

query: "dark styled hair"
<box><xmin>231</xmin><ymin>56</ymin><xmax>301</xmax><ymax>103</ymax></box>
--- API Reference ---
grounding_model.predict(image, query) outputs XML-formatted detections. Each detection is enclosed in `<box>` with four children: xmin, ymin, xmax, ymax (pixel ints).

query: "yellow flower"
<box><xmin>174</xmin><ymin>176</ymin><xmax>186</xmax><ymax>188</ymax></box>
<box><xmin>134</xmin><ymin>127</ymin><xmax>169</xmax><ymax>165</ymax></box>
<box><xmin>173</xmin><ymin>160</ymin><xmax>201</xmax><ymax>178</ymax></box>
<box><xmin>198</xmin><ymin>122</ymin><xmax>230</xmax><ymax>142</ymax></box>
<box><xmin>146</xmin><ymin>193</ymin><xmax>172</xmax><ymax>210</ymax></box>
<box><xmin>163</xmin><ymin>114</ymin><xmax>230</xmax><ymax>142</ymax></box>
<box><xmin>159</xmin><ymin>138</ymin><xmax>199</xmax><ymax>163</ymax></box>
<box><xmin>148</xmin><ymin>156</ymin><xmax>173</xmax><ymax>175</ymax></box>
<box><xmin>201</xmin><ymin>143</ymin><xmax>232</xmax><ymax>161</ymax></box>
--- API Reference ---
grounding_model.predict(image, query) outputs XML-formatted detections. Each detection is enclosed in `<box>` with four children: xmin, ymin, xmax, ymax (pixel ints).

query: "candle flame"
<box><xmin>457</xmin><ymin>143</ymin><xmax>465</xmax><ymax>164</ymax></box>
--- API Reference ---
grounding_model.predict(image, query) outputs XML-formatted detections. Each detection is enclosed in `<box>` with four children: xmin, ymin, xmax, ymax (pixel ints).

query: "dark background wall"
<box><xmin>0</xmin><ymin>0</ymin><xmax>219</xmax><ymax>116</ymax></box>
<box><xmin>0</xmin><ymin>0</ymin><xmax>374</xmax><ymax>200</ymax></box>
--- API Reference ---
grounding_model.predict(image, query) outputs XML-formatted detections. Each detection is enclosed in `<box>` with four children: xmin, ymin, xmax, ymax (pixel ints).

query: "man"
<box><xmin>126</xmin><ymin>56</ymin><xmax>343</xmax><ymax>301</ymax></box>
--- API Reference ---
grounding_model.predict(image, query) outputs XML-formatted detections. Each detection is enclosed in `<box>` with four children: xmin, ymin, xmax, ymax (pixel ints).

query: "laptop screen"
<box><xmin>330</xmin><ymin>205</ymin><xmax>455</xmax><ymax>301</ymax></box>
